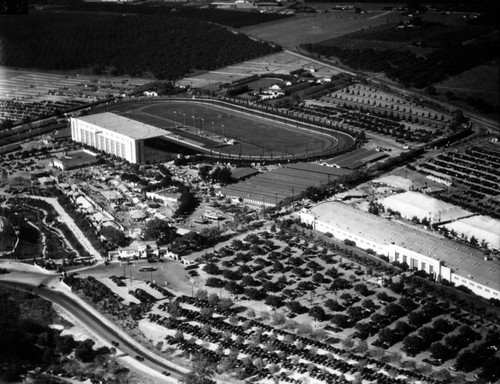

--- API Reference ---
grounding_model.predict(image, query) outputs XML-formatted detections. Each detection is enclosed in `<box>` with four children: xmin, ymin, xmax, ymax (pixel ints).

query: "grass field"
<box><xmin>109</xmin><ymin>100</ymin><xmax>354</xmax><ymax>158</ymax></box>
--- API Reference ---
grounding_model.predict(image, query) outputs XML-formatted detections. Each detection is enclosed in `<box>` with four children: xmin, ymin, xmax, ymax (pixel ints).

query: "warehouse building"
<box><xmin>300</xmin><ymin>201</ymin><xmax>500</xmax><ymax>300</ymax></box>
<box><xmin>70</xmin><ymin>113</ymin><xmax>171</xmax><ymax>164</ymax></box>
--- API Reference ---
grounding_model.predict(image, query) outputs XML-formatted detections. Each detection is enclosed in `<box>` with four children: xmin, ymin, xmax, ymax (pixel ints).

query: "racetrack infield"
<box><xmin>108</xmin><ymin>100</ymin><xmax>354</xmax><ymax>159</ymax></box>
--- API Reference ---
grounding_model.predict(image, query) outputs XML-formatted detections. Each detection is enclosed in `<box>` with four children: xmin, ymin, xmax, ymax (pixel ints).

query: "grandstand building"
<box><xmin>300</xmin><ymin>201</ymin><xmax>500</xmax><ymax>300</ymax></box>
<box><xmin>70</xmin><ymin>113</ymin><xmax>171</xmax><ymax>164</ymax></box>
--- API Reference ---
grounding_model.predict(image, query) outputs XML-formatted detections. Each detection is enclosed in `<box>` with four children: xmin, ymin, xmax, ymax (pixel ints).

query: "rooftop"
<box><xmin>54</xmin><ymin>149</ymin><xmax>98</xmax><ymax>169</ymax></box>
<box><xmin>308</xmin><ymin>201</ymin><xmax>500</xmax><ymax>291</ymax></box>
<box><xmin>76</xmin><ymin>112</ymin><xmax>168</xmax><ymax>140</ymax></box>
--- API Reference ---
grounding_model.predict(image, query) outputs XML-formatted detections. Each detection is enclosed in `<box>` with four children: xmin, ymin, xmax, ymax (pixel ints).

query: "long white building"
<box><xmin>300</xmin><ymin>201</ymin><xmax>500</xmax><ymax>301</ymax></box>
<box><xmin>71</xmin><ymin>113</ymin><xmax>170</xmax><ymax>164</ymax></box>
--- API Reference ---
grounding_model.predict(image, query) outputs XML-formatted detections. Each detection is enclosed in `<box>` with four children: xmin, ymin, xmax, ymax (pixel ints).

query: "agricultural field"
<box><xmin>240</xmin><ymin>11</ymin><xmax>401</xmax><ymax>48</ymax></box>
<box><xmin>108</xmin><ymin>100</ymin><xmax>353</xmax><ymax>159</ymax></box>
<box><xmin>302</xmin><ymin>19</ymin><xmax>499</xmax><ymax>90</ymax></box>
<box><xmin>434</xmin><ymin>61</ymin><xmax>500</xmax><ymax>112</ymax></box>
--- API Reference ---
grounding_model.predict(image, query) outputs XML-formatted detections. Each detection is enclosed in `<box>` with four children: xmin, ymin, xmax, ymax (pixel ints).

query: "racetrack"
<box><xmin>108</xmin><ymin>99</ymin><xmax>355</xmax><ymax>160</ymax></box>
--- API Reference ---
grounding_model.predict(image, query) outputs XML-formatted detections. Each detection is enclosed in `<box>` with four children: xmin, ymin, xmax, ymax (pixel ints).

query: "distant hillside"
<box><xmin>0</xmin><ymin>217</ymin><xmax>16</xmax><ymax>253</ymax></box>
<box><xmin>0</xmin><ymin>12</ymin><xmax>281</xmax><ymax>79</ymax></box>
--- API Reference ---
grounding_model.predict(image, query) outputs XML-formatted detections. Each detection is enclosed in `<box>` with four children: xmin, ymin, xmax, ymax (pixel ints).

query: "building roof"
<box><xmin>76</xmin><ymin>112</ymin><xmax>167</xmax><ymax>140</ymax></box>
<box><xmin>443</xmin><ymin>215</ymin><xmax>500</xmax><ymax>250</ymax></box>
<box><xmin>288</xmin><ymin>162</ymin><xmax>352</xmax><ymax>176</ymax></box>
<box><xmin>54</xmin><ymin>149</ymin><xmax>98</xmax><ymax>169</ymax></box>
<box><xmin>100</xmin><ymin>190</ymin><xmax>123</xmax><ymax>201</ymax></box>
<box><xmin>381</xmin><ymin>191</ymin><xmax>472</xmax><ymax>223</ymax></box>
<box><xmin>308</xmin><ymin>201</ymin><xmax>500</xmax><ymax>291</ymax></box>
<box><xmin>231</xmin><ymin>167</ymin><xmax>260</xmax><ymax>180</ymax></box>
<box><xmin>325</xmin><ymin>148</ymin><xmax>387</xmax><ymax>169</ymax></box>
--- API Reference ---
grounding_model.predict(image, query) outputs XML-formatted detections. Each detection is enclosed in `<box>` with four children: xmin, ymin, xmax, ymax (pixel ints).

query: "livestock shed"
<box><xmin>381</xmin><ymin>191</ymin><xmax>472</xmax><ymax>224</ymax></box>
<box><xmin>220</xmin><ymin>162</ymin><xmax>351</xmax><ymax>206</ymax></box>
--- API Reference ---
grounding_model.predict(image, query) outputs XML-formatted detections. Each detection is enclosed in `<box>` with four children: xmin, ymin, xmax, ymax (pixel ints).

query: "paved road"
<box><xmin>0</xmin><ymin>276</ymin><xmax>184</xmax><ymax>383</ymax></box>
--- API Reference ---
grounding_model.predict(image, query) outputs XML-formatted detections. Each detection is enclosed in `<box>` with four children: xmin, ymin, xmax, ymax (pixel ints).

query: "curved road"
<box><xmin>0</xmin><ymin>277</ymin><xmax>184</xmax><ymax>383</ymax></box>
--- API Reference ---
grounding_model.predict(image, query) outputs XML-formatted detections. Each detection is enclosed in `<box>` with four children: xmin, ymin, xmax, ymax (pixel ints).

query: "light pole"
<box><xmin>192</xmin><ymin>115</ymin><xmax>195</xmax><ymax>130</ymax></box>
<box><xmin>182</xmin><ymin>113</ymin><xmax>186</xmax><ymax>128</ymax></box>
<box><xmin>201</xmin><ymin>118</ymin><xmax>204</xmax><ymax>133</ymax></box>
<box><xmin>173</xmin><ymin>111</ymin><xmax>177</xmax><ymax>127</ymax></box>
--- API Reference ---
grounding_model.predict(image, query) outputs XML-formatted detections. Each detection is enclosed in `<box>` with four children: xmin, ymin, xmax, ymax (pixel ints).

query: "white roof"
<box><xmin>307</xmin><ymin>201</ymin><xmax>500</xmax><ymax>291</ymax></box>
<box><xmin>443</xmin><ymin>216</ymin><xmax>500</xmax><ymax>250</ymax></box>
<box><xmin>76</xmin><ymin>112</ymin><xmax>167</xmax><ymax>140</ymax></box>
<box><xmin>381</xmin><ymin>191</ymin><xmax>471</xmax><ymax>223</ymax></box>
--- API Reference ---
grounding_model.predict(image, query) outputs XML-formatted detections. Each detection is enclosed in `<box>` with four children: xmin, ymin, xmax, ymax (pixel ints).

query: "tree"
<box><xmin>100</xmin><ymin>226</ymin><xmax>129</xmax><ymax>247</ymax></box>
<box><xmin>403</xmin><ymin>335</ymin><xmax>426</xmax><ymax>355</ymax></box>
<box><xmin>207</xmin><ymin>293</ymin><xmax>220</xmax><ymax>306</ymax></box>
<box><xmin>211</xmin><ymin>167</ymin><xmax>233</xmax><ymax>185</ymax></box>
<box><xmin>244</xmin><ymin>287</ymin><xmax>265</xmax><ymax>301</ymax></box>
<box><xmin>378</xmin><ymin>328</ymin><xmax>399</xmax><ymax>345</ymax></box>
<box><xmin>75</xmin><ymin>339</ymin><xmax>96</xmax><ymax>362</ymax></box>
<box><xmin>224</xmin><ymin>281</ymin><xmax>244</xmax><ymax>297</ymax></box>
<box><xmin>309</xmin><ymin>306</ymin><xmax>327</xmax><ymax>321</ymax></box>
<box><xmin>265</xmin><ymin>294</ymin><xmax>283</xmax><ymax>308</ymax></box>
<box><xmin>361</xmin><ymin>299</ymin><xmax>376</xmax><ymax>310</ymax></box>
<box><xmin>184</xmin><ymin>352</ymin><xmax>217</xmax><ymax>384</ymax></box>
<box><xmin>198</xmin><ymin>165</ymin><xmax>212</xmax><ymax>181</ymax></box>
<box><xmin>429</xmin><ymin>342</ymin><xmax>454</xmax><ymax>361</ymax></box>
<box><xmin>384</xmin><ymin>303</ymin><xmax>405</xmax><ymax>319</ymax></box>
<box><xmin>195</xmin><ymin>289</ymin><xmax>208</xmax><ymax>301</ymax></box>
<box><xmin>455</xmin><ymin>349</ymin><xmax>478</xmax><ymax>372</ymax></box>
<box><xmin>287</xmin><ymin>301</ymin><xmax>306</xmax><ymax>314</ymax></box>
<box><xmin>325</xmin><ymin>299</ymin><xmax>344</xmax><ymax>311</ymax></box>
<box><xmin>200</xmin><ymin>307</ymin><xmax>213</xmax><ymax>318</ymax></box>
<box><xmin>175</xmin><ymin>187</ymin><xmax>199</xmax><ymax>217</ymax></box>
<box><xmin>312</xmin><ymin>272</ymin><xmax>325</xmax><ymax>284</ymax></box>
<box><xmin>354</xmin><ymin>283</ymin><xmax>370</xmax><ymax>296</ymax></box>
<box><xmin>203</xmin><ymin>263</ymin><xmax>221</xmax><ymax>275</ymax></box>
<box><xmin>331</xmin><ymin>314</ymin><xmax>350</xmax><ymax>328</ymax></box>
<box><xmin>143</xmin><ymin>218</ymin><xmax>176</xmax><ymax>244</ymax></box>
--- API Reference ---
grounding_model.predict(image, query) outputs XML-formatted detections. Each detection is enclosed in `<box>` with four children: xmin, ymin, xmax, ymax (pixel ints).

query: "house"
<box><xmin>112</xmin><ymin>240</ymin><xmax>159</xmax><ymax>260</ymax></box>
